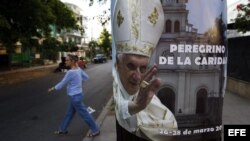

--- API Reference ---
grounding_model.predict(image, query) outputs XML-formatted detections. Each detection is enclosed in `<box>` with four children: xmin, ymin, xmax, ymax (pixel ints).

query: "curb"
<box><xmin>0</xmin><ymin>64</ymin><xmax>58</xmax><ymax>75</ymax></box>
<box><xmin>82</xmin><ymin>96</ymin><xmax>114</xmax><ymax>141</ymax></box>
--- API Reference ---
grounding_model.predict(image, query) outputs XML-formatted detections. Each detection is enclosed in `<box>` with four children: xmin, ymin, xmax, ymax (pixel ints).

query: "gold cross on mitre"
<box><xmin>148</xmin><ymin>7</ymin><xmax>159</xmax><ymax>26</ymax></box>
<box><xmin>117</xmin><ymin>10</ymin><xmax>124</xmax><ymax>27</ymax></box>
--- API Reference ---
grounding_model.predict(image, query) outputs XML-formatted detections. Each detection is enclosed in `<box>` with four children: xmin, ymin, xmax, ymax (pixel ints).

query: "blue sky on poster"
<box><xmin>185</xmin><ymin>0</ymin><xmax>249</xmax><ymax>33</ymax></box>
<box><xmin>186</xmin><ymin>0</ymin><xmax>225</xmax><ymax>34</ymax></box>
<box><xmin>187</xmin><ymin>0</ymin><xmax>249</xmax><ymax>33</ymax></box>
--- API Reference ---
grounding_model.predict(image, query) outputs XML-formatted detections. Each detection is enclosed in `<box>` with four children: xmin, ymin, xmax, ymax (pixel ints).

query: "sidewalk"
<box><xmin>0</xmin><ymin>64</ymin><xmax>57</xmax><ymax>86</ymax></box>
<box><xmin>82</xmin><ymin>97</ymin><xmax>116</xmax><ymax>141</ymax></box>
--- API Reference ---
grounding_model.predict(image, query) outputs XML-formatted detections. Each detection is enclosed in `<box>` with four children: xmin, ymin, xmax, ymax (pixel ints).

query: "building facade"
<box><xmin>60</xmin><ymin>1</ymin><xmax>89</xmax><ymax>58</ymax></box>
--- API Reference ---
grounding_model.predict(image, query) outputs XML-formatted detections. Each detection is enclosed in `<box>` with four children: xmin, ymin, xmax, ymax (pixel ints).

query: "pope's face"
<box><xmin>117</xmin><ymin>54</ymin><xmax>149</xmax><ymax>95</ymax></box>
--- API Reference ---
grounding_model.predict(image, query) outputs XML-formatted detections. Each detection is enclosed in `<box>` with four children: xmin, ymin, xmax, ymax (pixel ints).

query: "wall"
<box><xmin>228</xmin><ymin>36</ymin><xmax>250</xmax><ymax>82</ymax></box>
<box><xmin>227</xmin><ymin>77</ymin><xmax>250</xmax><ymax>99</ymax></box>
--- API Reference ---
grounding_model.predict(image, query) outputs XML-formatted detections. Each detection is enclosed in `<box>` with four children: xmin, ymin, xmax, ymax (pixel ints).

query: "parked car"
<box><xmin>92</xmin><ymin>54</ymin><xmax>107</xmax><ymax>63</ymax></box>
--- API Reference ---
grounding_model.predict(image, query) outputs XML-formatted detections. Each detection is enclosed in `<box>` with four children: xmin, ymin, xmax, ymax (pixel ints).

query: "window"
<box><xmin>196</xmin><ymin>88</ymin><xmax>208</xmax><ymax>114</ymax></box>
<box><xmin>166</xmin><ymin>20</ymin><xmax>172</xmax><ymax>33</ymax></box>
<box><xmin>157</xmin><ymin>87</ymin><xmax>175</xmax><ymax>113</ymax></box>
<box><xmin>174</xmin><ymin>21</ymin><xmax>180</xmax><ymax>32</ymax></box>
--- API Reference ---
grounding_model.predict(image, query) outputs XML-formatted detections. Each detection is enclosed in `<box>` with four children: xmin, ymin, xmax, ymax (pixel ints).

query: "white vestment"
<box><xmin>113</xmin><ymin>67</ymin><xmax>178</xmax><ymax>141</ymax></box>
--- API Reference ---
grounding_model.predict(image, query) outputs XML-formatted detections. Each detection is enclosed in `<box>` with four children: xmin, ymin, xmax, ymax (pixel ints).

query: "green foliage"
<box><xmin>88</xmin><ymin>40</ymin><xmax>98</xmax><ymax>58</ymax></box>
<box><xmin>59</xmin><ymin>41</ymin><xmax>77</xmax><ymax>52</ymax></box>
<box><xmin>40</xmin><ymin>38</ymin><xmax>60</xmax><ymax>60</ymax></box>
<box><xmin>47</xmin><ymin>0</ymin><xmax>78</xmax><ymax>31</ymax></box>
<box><xmin>204</xmin><ymin>16</ymin><xmax>226</xmax><ymax>45</ymax></box>
<box><xmin>98</xmin><ymin>28</ymin><xmax>111</xmax><ymax>56</ymax></box>
<box><xmin>233</xmin><ymin>3</ymin><xmax>250</xmax><ymax>33</ymax></box>
<box><xmin>0</xmin><ymin>0</ymin><xmax>78</xmax><ymax>52</ymax></box>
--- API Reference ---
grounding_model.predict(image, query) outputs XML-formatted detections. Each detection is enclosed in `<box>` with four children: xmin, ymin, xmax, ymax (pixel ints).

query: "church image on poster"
<box><xmin>152</xmin><ymin>0</ymin><xmax>227</xmax><ymax>131</ymax></box>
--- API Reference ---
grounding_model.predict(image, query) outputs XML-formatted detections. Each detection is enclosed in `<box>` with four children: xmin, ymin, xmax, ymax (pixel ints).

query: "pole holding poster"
<box><xmin>112</xmin><ymin>0</ymin><xmax>227</xmax><ymax>141</ymax></box>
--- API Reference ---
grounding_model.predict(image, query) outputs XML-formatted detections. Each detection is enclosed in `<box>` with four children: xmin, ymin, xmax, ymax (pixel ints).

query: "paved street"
<box><xmin>0</xmin><ymin>61</ymin><xmax>113</xmax><ymax>141</ymax></box>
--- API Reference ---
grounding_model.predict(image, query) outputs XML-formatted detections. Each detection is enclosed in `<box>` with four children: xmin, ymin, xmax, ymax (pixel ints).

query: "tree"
<box><xmin>0</xmin><ymin>0</ymin><xmax>78</xmax><ymax>52</ymax></box>
<box><xmin>88</xmin><ymin>40</ymin><xmax>98</xmax><ymax>59</ymax></box>
<box><xmin>89</xmin><ymin>0</ymin><xmax>107</xmax><ymax>6</ymax></box>
<box><xmin>59</xmin><ymin>41</ymin><xmax>77</xmax><ymax>52</ymax></box>
<box><xmin>96</xmin><ymin>8</ymin><xmax>111</xmax><ymax>27</ymax></box>
<box><xmin>233</xmin><ymin>2</ymin><xmax>250</xmax><ymax>33</ymax></box>
<box><xmin>41</xmin><ymin>38</ymin><xmax>60</xmax><ymax>61</ymax></box>
<box><xmin>89</xmin><ymin>0</ymin><xmax>110</xmax><ymax>27</ymax></box>
<box><xmin>98</xmin><ymin>28</ymin><xmax>111</xmax><ymax>56</ymax></box>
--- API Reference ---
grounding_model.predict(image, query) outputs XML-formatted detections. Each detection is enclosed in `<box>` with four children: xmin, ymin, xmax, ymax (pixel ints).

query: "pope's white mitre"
<box><xmin>113</xmin><ymin>0</ymin><xmax>164</xmax><ymax>57</ymax></box>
